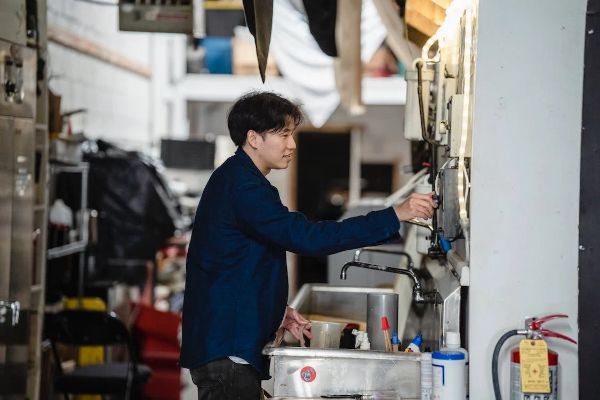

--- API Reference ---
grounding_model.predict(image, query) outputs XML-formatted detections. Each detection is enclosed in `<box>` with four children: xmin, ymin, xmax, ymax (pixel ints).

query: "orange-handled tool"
<box><xmin>381</xmin><ymin>316</ymin><xmax>392</xmax><ymax>352</ymax></box>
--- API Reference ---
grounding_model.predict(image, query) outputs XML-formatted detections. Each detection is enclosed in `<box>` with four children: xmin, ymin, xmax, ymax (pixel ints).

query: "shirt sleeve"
<box><xmin>233</xmin><ymin>182</ymin><xmax>400</xmax><ymax>256</ymax></box>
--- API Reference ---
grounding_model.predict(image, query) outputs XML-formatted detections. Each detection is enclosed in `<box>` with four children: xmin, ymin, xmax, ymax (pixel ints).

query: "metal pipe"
<box><xmin>416</xmin><ymin>61</ymin><xmax>440</xmax><ymax>246</ymax></box>
<box><xmin>340</xmin><ymin>261</ymin><xmax>425</xmax><ymax>302</ymax></box>
<box><xmin>353</xmin><ymin>246</ymin><xmax>414</xmax><ymax>268</ymax></box>
<box><xmin>405</xmin><ymin>218</ymin><xmax>435</xmax><ymax>232</ymax></box>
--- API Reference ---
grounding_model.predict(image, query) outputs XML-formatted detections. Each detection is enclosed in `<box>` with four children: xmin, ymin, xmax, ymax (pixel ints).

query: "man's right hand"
<box><xmin>394</xmin><ymin>192</ymin><xmax>438</xmax><ymax>221</ymax></box>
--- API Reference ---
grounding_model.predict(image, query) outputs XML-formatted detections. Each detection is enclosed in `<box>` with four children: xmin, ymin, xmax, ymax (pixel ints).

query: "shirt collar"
<box><xmin>234</xmin><ymin>147</ymin><xmax>270</xmax><ymax>183</ymax></box>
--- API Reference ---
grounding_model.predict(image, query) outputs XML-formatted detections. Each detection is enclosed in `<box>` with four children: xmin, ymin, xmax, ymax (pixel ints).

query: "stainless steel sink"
<box><xmin>264</xmin><ymin>346</ymin><xmax>421</xmax><ymax>399</ymax></box>
<box><xmin>263</xmin><ymin>285</ymin><xmax>421</xmax><ymax>399</ymax></box>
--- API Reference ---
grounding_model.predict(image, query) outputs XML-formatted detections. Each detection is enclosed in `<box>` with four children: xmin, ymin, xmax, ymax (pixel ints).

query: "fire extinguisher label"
<box><xmin>519</xmin><ymin>340</ymin><xmax>551</xmax><ymax>393</ymax></box>
<box><xmin>511</xmin><ymin>363</ymin><xmax>558</xmax><ymax>400</ymax></box>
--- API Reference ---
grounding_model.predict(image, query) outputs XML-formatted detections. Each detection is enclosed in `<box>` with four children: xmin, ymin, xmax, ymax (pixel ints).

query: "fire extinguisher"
<box><xmin>491</xmin><ymin>314</ymin><xmax>577</xmax><ymax>400</ymax></box>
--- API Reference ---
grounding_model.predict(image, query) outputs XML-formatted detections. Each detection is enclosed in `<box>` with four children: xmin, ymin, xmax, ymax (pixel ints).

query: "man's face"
<box><xmin>253</xmin><ymin>118</ymin><xmax>297</xmax><ymax>171</ymax></box>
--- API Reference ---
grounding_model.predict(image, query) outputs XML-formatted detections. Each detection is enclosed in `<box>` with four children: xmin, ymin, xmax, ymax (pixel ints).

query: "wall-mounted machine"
<box><xmin>403</xmin><ymin>0</ymin><xmax>477</xmax><ymax>279</ymax></box>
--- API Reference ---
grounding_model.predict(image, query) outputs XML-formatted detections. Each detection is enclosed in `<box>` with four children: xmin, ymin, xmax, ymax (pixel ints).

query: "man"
<box><xmin>180</xmin><ymin>91</ymin><xmax>436</xmax><ymax>399</ymax></box>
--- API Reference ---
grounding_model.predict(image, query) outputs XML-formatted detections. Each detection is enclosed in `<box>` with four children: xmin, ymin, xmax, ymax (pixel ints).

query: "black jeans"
<box><xmin>190</xmin><ymin>358</ymin><xmax>262</xmax><ymax>400</ymax></box>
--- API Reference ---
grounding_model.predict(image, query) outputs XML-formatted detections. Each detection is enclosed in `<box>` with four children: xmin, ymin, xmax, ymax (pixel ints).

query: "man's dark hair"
<box><xmin>227</xmin><ymin>91</ymin><xmax>304</xmax><ymax>146</ymax></box>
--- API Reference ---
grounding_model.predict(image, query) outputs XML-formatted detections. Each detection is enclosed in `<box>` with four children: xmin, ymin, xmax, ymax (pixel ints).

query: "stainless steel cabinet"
<box><xmin>0</xmin><ymin>117</ymin><xmax>13</xmax><ymax>302</ymax></box>
<box><xmin>0</xmin><ymin>36</ymin><xmax>40</xmax><ymax>398</ymax></box>
<box><xmin>0</xmin><ymin>117</ymin><xmax>33</xmax><ymax>397</ymax></box>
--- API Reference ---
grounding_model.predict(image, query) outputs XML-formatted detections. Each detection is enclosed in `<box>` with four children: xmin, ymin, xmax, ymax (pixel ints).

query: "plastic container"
<box><xmin>351</xmin><ymin>329</ymin><xmax>371</xmax><ymax>350</ymax></box>
<box><xmin>421</xmin><ymin>352</ymin><xmax>433</xmax><ymax>400</ymax></box>
<box><xmin>359</xmin><ymin>332</ymin><xmax>371</xmax><ymax>350</ymax></box>
<box><xmin>392</xmin><ymin>332</ymin><xmax>401</xmax><ymax>352</ymax></box>
<box><xmin>310</xmin><ymin>321</ymin><xmax>345</xmax><ymax>349</ymax></box>
<box><xmin>441</xmin><ymin>331</ymin><xmax>468</xmax><ymax>399</ymax></box>
<box><xmin>404</xmin><ymin>67</ymin><xmax>435</xmax><ymax>141</ymax></box>
<box><xmin>432</xmin><ymin>351</ymin><xmax>466</xmax><ymax>400</ymax></box>
<box><xmin>49</xmin><ymin>199</ymin><xmax>73</xmax><ymax>246</ymax></box>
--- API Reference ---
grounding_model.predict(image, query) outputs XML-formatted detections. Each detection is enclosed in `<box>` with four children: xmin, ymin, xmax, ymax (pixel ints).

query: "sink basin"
<box><xmin>290</xmin><ymin>284</ymin><xmax>395</xmax><ymax>328</ymax></box>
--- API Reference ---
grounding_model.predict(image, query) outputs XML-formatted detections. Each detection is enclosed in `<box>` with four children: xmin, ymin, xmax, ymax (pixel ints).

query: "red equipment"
<box><xmin>492</xmin><ymin>314</ymin><xmax>577</xmax><ymax>400</ymax></box>
<box><xmin>510</xmin><ymin>314</ymin><xmax>576</xmax><ymax>400</ymax></box>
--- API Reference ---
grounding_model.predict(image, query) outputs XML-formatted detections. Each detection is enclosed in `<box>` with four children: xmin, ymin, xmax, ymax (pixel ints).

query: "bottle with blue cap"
<box><xmin>441</xmin><ymin>331</ymin><xmax>468</xmax><ymax>398</ymax></box>
<box><xmin>432</xmin><ymin>342</ymin><xmax>466</xmax><ymax>399</ymax></box>
<box><xmin>404</xmin><ymin>333</ymin><xmax>422</xmax><ymax>353</ymax></box>
<box><xmin>391</xmin><ymin>331</ymin><xmax>401</xmax><ymax>352</ymax></box>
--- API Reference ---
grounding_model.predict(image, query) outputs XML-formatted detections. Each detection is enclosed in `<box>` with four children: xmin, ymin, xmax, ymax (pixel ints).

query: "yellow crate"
<box><xmin>64</xmin><ymin>298</ymin><xmax>107</xmax><ymax>400</ymax></box>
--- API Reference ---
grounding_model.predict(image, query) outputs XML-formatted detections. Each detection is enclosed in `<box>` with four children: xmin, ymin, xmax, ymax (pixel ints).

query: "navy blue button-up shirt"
<box><xmin>180</xmin><ymin>147</ymin><xmax>401</xmax><ymax>378</ymax></box>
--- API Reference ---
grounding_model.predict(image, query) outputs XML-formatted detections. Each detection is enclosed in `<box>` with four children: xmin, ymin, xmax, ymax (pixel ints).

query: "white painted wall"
<box><xmin>469</xmin><ymin>1</ymin><xmax>585</xmax><ymax>398</ymax></box>
<box><xmin>47</xmin><ymin>0</ymin><xmax>185</xmax><ymax>153</ymax></box>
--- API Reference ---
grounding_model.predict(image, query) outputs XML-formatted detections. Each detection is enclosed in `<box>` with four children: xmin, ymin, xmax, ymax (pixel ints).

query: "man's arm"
<box><xmin>394</xmin><ymin>191</ymin><xmax>436</xmax><ymax>220</ymax></box>
<box><xmin>233</xmin><ymin>182</ymin><xmax>436</xmax><ymax>256</ymax></box>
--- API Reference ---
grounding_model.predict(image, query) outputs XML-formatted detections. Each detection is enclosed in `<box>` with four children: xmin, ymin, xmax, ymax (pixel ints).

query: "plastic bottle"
<box><xmin>49</xmin><ymin>199</ymin><xmax>73</xmax><ymax>246</ymax></box>
<box><xmin>352</xmin><ymin>329</ymin><xmax>371</xmax><ymax>350</ymax></box>
<box><xmin>432</xmin><ymin>350</ymin><xmax>465</xmax><ymax>400</ymax></box>
<box><xmin>421</xmin><ymin>352</ymin><xmax>433</xmax><ymax>400</ymax></box>
<box><xmin>391</xmin><ymin>332</ymin><xmax>401</xmax><ymax>352</ymax></box>
<box><xmin>360</xmin><ymin>332</ymin><xmax>371</xmax><ymax>350</ymax></box>
<box><xmin>404</xmin><ymin>334</ymin><xmax>422</xmax><ymax>353</ymax></box>
<box><xmin>441</xmin><ymin>331</ymin><xmax>469</xmax><ymax>399</ymax></box>
<box><xmin>49</xmin><ymin>199</ymin><xmax>73</xmax><ymax>227</ymax></box>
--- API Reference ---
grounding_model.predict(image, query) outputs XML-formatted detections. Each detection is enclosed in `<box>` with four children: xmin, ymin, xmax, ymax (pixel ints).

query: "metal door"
<box><xmin>0</xmin><ymin>36</ymin><xmax>36</xmax><ymax>398</ymax></box>
<box><xmin>0</xmin><ymin>116</ymin><xmax>14</xmax><ymax>363</ymax></box>
<box><xmin>1</xmin><ymin>117</ymin><xmax>35</xmax><ymax>398</ymax></box>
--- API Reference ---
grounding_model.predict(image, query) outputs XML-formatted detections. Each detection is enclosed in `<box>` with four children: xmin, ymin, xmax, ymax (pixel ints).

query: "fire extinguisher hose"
<box><xmin>492</xmin><ymin>329</ymin><xmax>521</xmax><ymax>400</ymax></box>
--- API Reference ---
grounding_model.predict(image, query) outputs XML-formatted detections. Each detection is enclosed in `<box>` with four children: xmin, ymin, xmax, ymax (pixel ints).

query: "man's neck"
<box><xmin>241</xmin><ymin>145</ymin><xmax>270</xmax><ymax>176</ymax></box>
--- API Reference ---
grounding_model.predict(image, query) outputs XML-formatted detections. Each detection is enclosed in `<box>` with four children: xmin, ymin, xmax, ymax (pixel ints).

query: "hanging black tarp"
<box><xmin>84</xmin><ymin>140</ymin><xmax>183</xmax><ymax>265</ymax></box>
<box><xmin>302</xmin><ymin>0</ymin><xmax>338</xmax><ymax>57</ymax></box>
<box><xmin>242</xmin><ymin>0</ymin><xmax>339</xmax><ymax>78</ymax></box>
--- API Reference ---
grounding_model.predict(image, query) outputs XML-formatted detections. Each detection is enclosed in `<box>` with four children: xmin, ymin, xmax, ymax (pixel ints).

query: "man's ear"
<box><xmin>246</xmin><ymin>130</ymin><xmax>260</xmax><ymax>149</ymax></box>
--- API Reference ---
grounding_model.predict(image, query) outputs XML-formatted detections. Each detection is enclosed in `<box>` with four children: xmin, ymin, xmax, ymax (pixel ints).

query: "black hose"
<box><xmin>492</xmin><ymin>329</ymin><xmax>521</xmax><ymax>400</ymax></box>
<box><xmin>416</xmin><ymin>61</ymin><xmax>434</xmax><ymax>146</ymax></box>
<box><xmin>416</xmin><ymin>61</ymin><xmax>439</xmax><ymax>247</ymax></box>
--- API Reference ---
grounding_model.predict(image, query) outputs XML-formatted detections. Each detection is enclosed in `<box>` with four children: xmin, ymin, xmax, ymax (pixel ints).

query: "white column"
<box><xmin>468</xmin><ymin>1</ymin><xmax>585</xmax><ymax>398</ymax></box>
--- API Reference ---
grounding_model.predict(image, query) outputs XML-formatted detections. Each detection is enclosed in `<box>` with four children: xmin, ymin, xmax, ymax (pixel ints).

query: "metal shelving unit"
<box><xmin>46</xmin><ymin>163</ymin><xmax>89</xmax><ymax>259</ymax></box>
<box><xmin>46</xmin><ymin>162</ymin><xmax>89</xmax><ymax>302</ymax></box>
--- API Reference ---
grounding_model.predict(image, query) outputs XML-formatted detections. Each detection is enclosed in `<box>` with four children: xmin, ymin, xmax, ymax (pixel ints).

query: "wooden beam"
<box><xmin>204</xmin><ymin>0</ymin><xmax>243</xmax><ymax>10</ymax></box>
<box><xmin>405</xmin><ymin>0</ymin><xmax>446</xmax><ymax>37</ymax></box>
<box><xmin>431</xmin><ymin>0</ymin><xmax>451</xmax><ymax>9</ymax></box>
<box><xmin>405</xmin><ymin>9</ymin><xmax>439</xmax><ymax>37</ymax></box>
<box><xmin>48</xmin><ymin>25</ymin><xmax>152</xmax><ymax>79</ymax></box>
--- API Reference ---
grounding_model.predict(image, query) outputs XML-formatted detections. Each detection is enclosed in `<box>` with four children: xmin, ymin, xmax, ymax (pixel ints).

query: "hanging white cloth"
<box><xmin>270</xmin><ymin>0</ymin><xmax>387</xmax><ymax>127</ymax></box>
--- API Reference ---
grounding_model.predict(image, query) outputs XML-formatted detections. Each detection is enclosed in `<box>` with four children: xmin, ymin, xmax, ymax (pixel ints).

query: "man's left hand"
<box><xmin>274</xmin><ymin>306</ymin><xmax>312</xmax><ymax>347</ymax></box>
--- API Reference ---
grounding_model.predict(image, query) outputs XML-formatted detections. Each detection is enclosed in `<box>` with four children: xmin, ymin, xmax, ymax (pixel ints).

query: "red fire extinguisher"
<box><xmin>492</xmin><ymin>314</ymin><xmax>577</xmax><ymax>400</ymax></box>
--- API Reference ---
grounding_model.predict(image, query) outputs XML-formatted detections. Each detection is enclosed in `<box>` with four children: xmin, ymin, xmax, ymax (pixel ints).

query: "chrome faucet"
<box><xmin>340</xmin><ymin>261</ymin><xmax>426</xmax><ymax>303</ymax></box>
<box><xmin>353</xmin><ymin>246</ymin><xmax>414</xmax><ymax>268</ymax></box>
